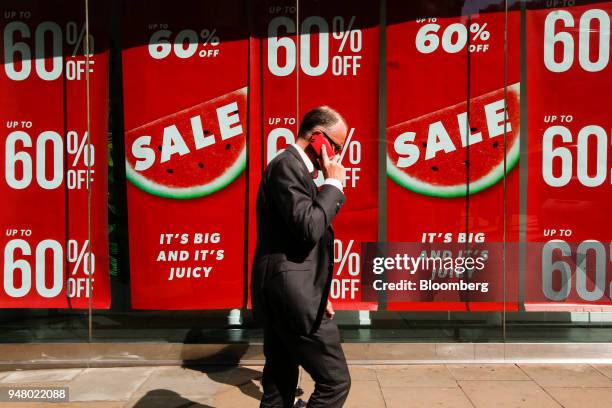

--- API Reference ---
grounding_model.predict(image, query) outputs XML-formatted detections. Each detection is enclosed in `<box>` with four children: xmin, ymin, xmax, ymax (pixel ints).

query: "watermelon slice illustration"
<box><xmin>387</xmin><ymin>83</ymin><xmax>520</xmax><ymax>198</ymax></box>
<box><xmin>125</xmin><ymin>88</ymin><xmax>247</xmax><ymax>199</ymax></box>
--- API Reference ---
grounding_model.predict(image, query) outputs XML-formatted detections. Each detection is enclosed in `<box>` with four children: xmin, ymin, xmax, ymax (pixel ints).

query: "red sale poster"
<box><xmin>251</xmin><ymin>0</ymin><xmax>379</xmax><ymax>310</ymax></box>
<box><xmin>386</xmin><ymin>1</ymin><xmax>520</xmax><ymax>311</ymax></box>
<box><xmin>0</xmin><ymin>0</ymin><xmax>110</xmax><ymax>308</ymax></box>
<box><xmin>525</xmin><ymin>1</ymin><xmax>612</xmax><ymax>311</ymax></box>
<box><xmin>121</xmin><ymin>0</ymin><xmax>249</xmax><ymax>309</ymax></box>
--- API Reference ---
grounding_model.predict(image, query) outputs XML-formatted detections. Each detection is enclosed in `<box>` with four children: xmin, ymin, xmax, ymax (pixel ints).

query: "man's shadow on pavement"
<box><xmin>130</xmin><ymin>328</ymin><xmax>263</xmax><ymax>407</ymax></box>
<box><xmin>131</xmin><ymin>389</ymin><xmax>214</xmax><ymax>407</ymax></box>
<box><xmin>180</xmin><ymin>328</ymin><xmax>263</xmax><ymax>402</ymax></box>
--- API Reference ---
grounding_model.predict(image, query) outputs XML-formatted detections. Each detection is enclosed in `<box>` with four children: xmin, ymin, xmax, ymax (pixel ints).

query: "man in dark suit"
<box><xmin>251</xmin><ymin>106</ymin><xmax>351</xmax><ymax>407</ymax></box>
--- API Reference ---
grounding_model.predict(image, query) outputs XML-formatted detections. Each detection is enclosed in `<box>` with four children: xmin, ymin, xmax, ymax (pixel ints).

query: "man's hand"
<box><xmin>320</xmin><ymin>144</ymin><xmax>346</xmax><ymax>185</ymax></box>
<box><xmin>325</xmin><ymin>299</ymin><xmax>335</xmax><ymax>319</ymax></box>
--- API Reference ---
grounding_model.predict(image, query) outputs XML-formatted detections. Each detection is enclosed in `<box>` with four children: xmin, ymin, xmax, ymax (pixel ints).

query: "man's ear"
<box><xmin>305</xmin><ymin>131</ymin><xmax>318</xmax><ymax>142</ymax></box>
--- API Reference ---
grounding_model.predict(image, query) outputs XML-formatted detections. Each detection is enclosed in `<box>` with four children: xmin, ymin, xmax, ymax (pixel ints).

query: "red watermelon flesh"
<box><xmin>387</xmin><ymin>84</ymin><xmax>520</xmax><ymax>197</ymax></box>
<box><xmin>125</xmin><ymin>88</ymin><xmax>247</xmax><ymax>199</ymax></box>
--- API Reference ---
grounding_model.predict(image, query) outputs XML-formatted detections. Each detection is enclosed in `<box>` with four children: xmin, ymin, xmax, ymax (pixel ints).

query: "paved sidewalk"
<box><xmin>1</xmin><ymin>364</ymin><xmax>612</xmax><ymax>407</ymax></box>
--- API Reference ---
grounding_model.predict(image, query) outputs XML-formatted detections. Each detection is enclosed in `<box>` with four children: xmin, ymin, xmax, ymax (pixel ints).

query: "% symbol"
<box><xmin>66</xmin><ymin>131</ymin><xmax>95</xmax><ymax>167</ymax></box>
<box><xmin>334</xmin><ymin>239</ymin><xmax>360</xmax><ymax>277</ymax></box>
<box><xmin>66</xmin><ymin>21</ymin><xmax>94</xmax><ymax>56</ymax></box>
<box><xmin>338</xmin><ymin>128</ymin><xmax>361</xmax><ymax>165</ymax></box>
<box><xmin>200</xmin><ymin>29</ymin><xmax>220</xmax><ymax>46</ymax></box>
<box><xmin>332</xmin><ymin>16</ymin><xmax>362</xmax><ymax>53</ymax></box>
<box><xmin>470</xmin><ymin>22</ymin><xmax>490</xmax><ymax>41</ymax></box>
<box><xmin>68</xmin><ymin>239</ymin><xmax>95</xmax><ymax>275</ymax></box>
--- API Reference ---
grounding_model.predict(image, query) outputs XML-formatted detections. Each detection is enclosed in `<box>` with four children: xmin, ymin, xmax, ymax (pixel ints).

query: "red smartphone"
<box><xmin>307</xmin><ymin>133</ymin><xmax>335</xmax><ymax>160</ymax></box>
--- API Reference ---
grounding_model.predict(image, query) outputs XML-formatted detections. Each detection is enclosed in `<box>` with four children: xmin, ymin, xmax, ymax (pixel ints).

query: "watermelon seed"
<box><xmin>166</xmin><ymin>169</ymin><xmax>174</xmax><ymax>174</ymax></box>
<box><xmin>431</xmin><ymin>166</ymin><xmax>439</xmax><ymax>171</ymax></box>
<box><xmin>157</xmin><ymin>145</ymin><xmax>162</xmax><ymax>151</ymax></box>
<box><xmin>470</xmin><ymin>127</ymin><xmax>478</xmax><ymax>132</ymax></box>
<box><xmin>492</xmin><ymin>141</ymin><xmax>499</xmax><ymax>148</ymax></box>
<box><xmin>198</xmin><ymin>162</ymin><xmax>204</xmax><ymax>168</ymax></box>
<box><xmin>422</xmin><ymin>142</ymin><xmax>427</xmax><ymax>147</ymax></box>
<box><xmin>225</xmin><ymin>143</ymin><xmax>231</xmax><ymax>150</ymax></box>
<box><xmin>464</xmin><ymin>160</ymin><xmax>469</xmax><ymax>165</ymax></box>
<box><xmin>204</xmin><ymin>130</ymin><xmax>211</xmax><ymax>135</ymax></box>
<box><xmin>231</xmin><ymin>110</ymin><xmax>239</xmax><ymax>115</ymax></box>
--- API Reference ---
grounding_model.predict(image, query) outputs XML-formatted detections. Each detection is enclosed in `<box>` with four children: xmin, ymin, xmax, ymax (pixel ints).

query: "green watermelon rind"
<box><xmin>387</xmin><ymin>83</ymin><xmax>521</xmax><ymax>198</ymax></box>
<box><xmin>125</xmin><ymin>146</ymin><xmax>246</xmax><ymax>200</ymax></box>
<box><xmin>387</xmin><ymin>136</ymin><xmax>519</xmax><ymax>198</ymax></box>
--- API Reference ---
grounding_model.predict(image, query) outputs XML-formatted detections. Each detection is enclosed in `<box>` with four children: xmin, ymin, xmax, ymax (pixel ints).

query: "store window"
<box><xmin>1</xmin><ymin>0</ymin><xmax>611</xmax><ymax>348</ymax></box>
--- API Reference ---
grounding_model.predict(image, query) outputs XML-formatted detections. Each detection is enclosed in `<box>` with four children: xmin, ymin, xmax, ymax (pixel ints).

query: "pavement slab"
<box><xmin>459</xmin><ymin>380</ymin><xmax>561</xmax><ymax>408</ymax></box>
<box><xmin>519</xmin><ymin>364</ymin><xmax>612</xmax><ymax>387</ymax></box>
<box><xmin>0</xmin><ymin>363</ymin><xmax>609</xmax><ymax>407</ymax></box>
<box><xmin>447</xmin><ymin>364</ymin><xmax>530</xmax><ymax>381</ymax></box>
<box><xmin>382</xmin><ymin>386</ymin><xmax>473</xmax><ymax>408</ymax></box>
<box><xmin>1</xmin><ymin>369</ymin><xmax>82</xmax><ymax>384</ymax></box>
<box><xmin>544</xmin><ymin>387</ymin><xmax>612</xmax><ymax>408</ymax></box>
<box><xmin>375</xmin><ymin>364</ymin><xmax>457</xmax><ymax>388</ymax></box>
<box><xmin>68</xmin><ymin>367</ymin><xmax>154</xmax><ymax>401</ymax></box>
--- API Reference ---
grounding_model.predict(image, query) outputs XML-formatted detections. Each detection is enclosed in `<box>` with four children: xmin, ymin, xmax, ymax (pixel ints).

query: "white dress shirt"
<box><xmin>290</xmin><ymin>144</ymin><xmax>343</xmax><ymax>192</ymax></box>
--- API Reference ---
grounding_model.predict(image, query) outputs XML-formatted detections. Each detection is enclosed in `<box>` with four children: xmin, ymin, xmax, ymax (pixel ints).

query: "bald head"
<box><xmin>298</xmin><ymin>106</ymin><xmax>346</xmax><ymax>140</ymax></box>
<box><xmin>296</xmin><ymin>106</ymin><xmax>348</xmax><ymax>168</ymax></box>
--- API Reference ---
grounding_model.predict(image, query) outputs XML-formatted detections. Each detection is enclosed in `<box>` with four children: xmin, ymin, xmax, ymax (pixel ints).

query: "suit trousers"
<box><xmin>259</xmin><ymin>314</ymin><xmax>351</xmax><ymax>408</ymax></box>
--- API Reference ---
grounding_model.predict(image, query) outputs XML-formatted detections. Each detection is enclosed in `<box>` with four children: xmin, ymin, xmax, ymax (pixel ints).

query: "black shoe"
<box><xmin>293</xmin><ymin>398</ymin><xmax>308</xmax><ymax>408</ymax></box>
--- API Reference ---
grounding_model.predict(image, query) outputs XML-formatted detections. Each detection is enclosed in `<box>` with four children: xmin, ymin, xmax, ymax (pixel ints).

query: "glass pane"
<box><xmin>507</xmin><ymin>0</ymin><xmax>612</xmax><ymax>342</ymax></box>
<box><xmin>381</xmin><ymin>0</ymin><xmax>519</xmax><ymax>342</ymax></box>
<box><xmin>0</xmin><ymin>0</ymin><xmax>110</xmax><ymax>346</ymax></box>
<box><xmin>93</xmin><ymin>0</ymin><xmax>251</xmax><ymax>343</ymax></box>
<box><xmin>5</xmin><ymin>0</ymin><xmax>607</xmax><ymax>352</ymax></box>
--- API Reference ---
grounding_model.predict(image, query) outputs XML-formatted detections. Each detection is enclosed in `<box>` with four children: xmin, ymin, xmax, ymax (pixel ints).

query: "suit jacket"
<box><xmin>251</xmin><ymin>145</ymin><xmax>346</xmax><ymax>335</ymax></box>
